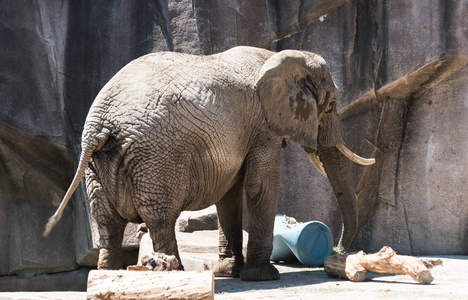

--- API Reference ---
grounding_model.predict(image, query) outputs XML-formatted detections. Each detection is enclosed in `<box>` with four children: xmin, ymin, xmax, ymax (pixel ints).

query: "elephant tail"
<box><xmin>43</xmin><ymin>127</ymin><xmax>110</xmax><ymax>238</ymax></box>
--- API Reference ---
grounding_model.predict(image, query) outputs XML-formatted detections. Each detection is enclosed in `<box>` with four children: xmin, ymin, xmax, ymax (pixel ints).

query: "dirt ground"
<box><xmin>0</xmin><ymin>255</ymin><xmax>466</xmax><ymax>300</ymax></box>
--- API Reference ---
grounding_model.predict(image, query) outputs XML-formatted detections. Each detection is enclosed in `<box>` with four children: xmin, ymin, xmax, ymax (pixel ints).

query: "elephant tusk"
<box><xmin>307</xmin><ymin>153</ymin><xmax>328</xmax><ymax>178</ymax></box>
<box><xmin>337</xmin><ymin>144</ymin><xmax>375</xmax><ymax>166</ymax></box>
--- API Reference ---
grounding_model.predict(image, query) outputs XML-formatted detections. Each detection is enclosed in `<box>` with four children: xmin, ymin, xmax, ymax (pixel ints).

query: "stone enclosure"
<box><xmin>0</xmin><ymin>0</ymin><xmax>467</xmax><ymax>282</ymax></box>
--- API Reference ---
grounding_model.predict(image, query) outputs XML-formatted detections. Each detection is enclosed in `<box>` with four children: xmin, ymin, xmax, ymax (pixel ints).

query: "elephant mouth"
<box><xmin>307</xmin><ymin>152</ymin><xmax>328</xmax><ymax>177</ymax></box>
<box><xmin>307</xmin><ymin>144</ymin><xmax>375</xmax><ymax>177</ymax></box>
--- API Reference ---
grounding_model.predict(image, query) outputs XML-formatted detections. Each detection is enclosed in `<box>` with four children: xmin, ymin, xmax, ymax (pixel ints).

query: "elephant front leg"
<box><xmin>214</xmin><ymin>180</ymin><xmax>245</xmax><ymax>277</ymax></box>
<box><xmin>241</xmin><ymin>189</ymin><xmax>280</xmax><ymax>281</ymax></box>
<box><xmin>240</xmin><ymin>139</ymin><xmax>282</xmax><ymax>281</ymax></box>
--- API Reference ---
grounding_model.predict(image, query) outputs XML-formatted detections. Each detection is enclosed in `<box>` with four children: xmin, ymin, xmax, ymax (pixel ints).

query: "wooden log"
<box><xmin>324</xmin><ymin>246</ymin><xmax>442</xmax><ymax>284</ymax></box>
<box><xmin>323</xmin><ymin>251</ymin><xmax>367</xmax><ymax>282</ymax></box>
<box><xmin>87</xmin><ymin>270</ymin><xmax>214</xmax><ymax>300</ymax></box>
<box><xmin>126</xmin><ymin>265</ymin><xmax>149</xmax><ymax>271</ymax></box>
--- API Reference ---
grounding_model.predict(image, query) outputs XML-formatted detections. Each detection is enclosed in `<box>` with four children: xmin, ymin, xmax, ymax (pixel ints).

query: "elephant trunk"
<box><xmin>303</xmin><ymin>111</ymin><xmax>374</xmax><ymax>250</ymax></box>
<box><xmin>314</xmin><ymin>111</ymin><xmax>361</xmax><ymax>250</ymax></box>
<box><xmin>317</xmin><ymin>146</ymin><xmax>358</xmax><ymax>250</ymax></box>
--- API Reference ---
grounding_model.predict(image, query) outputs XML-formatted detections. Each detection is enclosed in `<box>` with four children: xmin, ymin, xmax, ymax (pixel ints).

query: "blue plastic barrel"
<box><xmin>270</xmin><ymin>214</ymin><xmax>333</xmax><ymax>267</ymax></box>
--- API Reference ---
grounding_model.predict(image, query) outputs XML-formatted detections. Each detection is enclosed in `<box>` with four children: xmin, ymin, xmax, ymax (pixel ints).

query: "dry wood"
<box><xmin>324</xmin><ymin>246</ymin><xmax>442</xmax><ymax>284</ymax></box>
<box><xmin>87</xmin><ymin>270</ymin><xmax>214</xmax><ymax>300</ymax></box>
<box><xmin>126</xmin><ymin>265</ymin><xmax>149</xmax><ymax>271</ymax></box>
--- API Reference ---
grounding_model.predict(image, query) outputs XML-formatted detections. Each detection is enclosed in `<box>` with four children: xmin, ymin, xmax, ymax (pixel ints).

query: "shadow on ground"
<box><xmin>215</xmin><ymin>263</ymin><xmax>332</xmax><ymax>294</ymax></box>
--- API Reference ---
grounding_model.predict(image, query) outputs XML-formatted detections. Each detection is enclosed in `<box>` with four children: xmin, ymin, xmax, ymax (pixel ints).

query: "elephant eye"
<box><xmin>326</xmin><ymin>100</ymin><xmax>336</xmax><ymax>113</ymax></box>
<box><xmin>325</xmin><ymin>91</ymin><xmax>330</xmax><ymax>102</ymax></box>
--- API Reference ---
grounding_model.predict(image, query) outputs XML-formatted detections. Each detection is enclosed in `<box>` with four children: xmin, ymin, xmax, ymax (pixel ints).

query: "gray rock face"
<box><xmin>177</xmin><ymin>206</ymin><xmax>218</xmax><ymax>232</ymax></box>
<box><xmin>1</xmin><ymin>0</ymin><xmax>467</xmax><ymax>281</ymax></box>
<box><xmin>0</xmin><ymin>123</ymin><xmax>76</xmax><ymax>276</ymax></box>
<box><xmin>0</xmin><ymin>268</ymin><xmax>89</xmax><ymax>292</ymax></box>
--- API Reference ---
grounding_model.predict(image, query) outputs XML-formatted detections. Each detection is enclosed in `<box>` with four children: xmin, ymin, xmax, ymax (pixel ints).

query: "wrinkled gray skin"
<box><xmin>45</xmin><ymin>46</ymin><xmax>359</xmax><ymax>281</ymax></box>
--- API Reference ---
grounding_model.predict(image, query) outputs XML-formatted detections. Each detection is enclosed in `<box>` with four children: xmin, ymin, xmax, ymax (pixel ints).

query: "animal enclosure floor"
<box><xmin>0</xmin><ymin>256</ymin><xmax>466</xmax><ymax>299</ymax></box>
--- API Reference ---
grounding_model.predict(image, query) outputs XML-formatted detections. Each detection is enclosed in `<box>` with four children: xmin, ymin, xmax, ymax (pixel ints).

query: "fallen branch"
<box><xmin>324</xmin><ymin>246</ymin><xmax>442</xmax><ymax>284</ymax></box>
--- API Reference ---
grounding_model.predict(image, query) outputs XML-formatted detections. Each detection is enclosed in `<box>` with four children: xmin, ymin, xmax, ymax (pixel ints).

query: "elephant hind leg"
<box><xmin>86</xmin><ymin>166</ymin><xmax>127</xmax><ymax>270</ymax></box>
<box><xmin>131</xmin><ymin>163</ymin><xmax>190</xmax><ymax>270</ymax></box>
<box><xmin>214</xmin><ymin>179</ymin><xmax>245</xmax><ymax>277</ymax></box>
<box><xmin>144</xmin><ymin>216</ymin><xmax>184</xmax><ymax>271</ymax></box>
<box><xmin>96</xmin><ymin>222</ymin><xmax>127</xmax><ymax>270</ymax></box>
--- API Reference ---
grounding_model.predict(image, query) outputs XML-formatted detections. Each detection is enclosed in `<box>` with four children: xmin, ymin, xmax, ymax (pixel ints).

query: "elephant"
<box><xmin>44</xmin><ymin>46</ymin><xmax>374</xmax><ymax>281</ymax></box>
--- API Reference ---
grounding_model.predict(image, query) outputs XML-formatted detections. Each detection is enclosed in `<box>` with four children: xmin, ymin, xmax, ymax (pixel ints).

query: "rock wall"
<box><xmin>0</xmin><ymin>0</ymin><xmax>467</xmax><ymax>281</ymax></box>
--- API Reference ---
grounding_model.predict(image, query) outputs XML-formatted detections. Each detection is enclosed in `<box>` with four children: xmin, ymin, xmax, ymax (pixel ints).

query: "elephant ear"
<box><xmin>256</xmin><ymin>50</ymin><xmax>324</xmax><ymax>149</ymax></box>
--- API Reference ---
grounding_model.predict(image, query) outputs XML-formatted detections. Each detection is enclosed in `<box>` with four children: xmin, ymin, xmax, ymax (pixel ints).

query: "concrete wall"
<box><xmin>0</xmin><ymin>0</ymin><xmax>466</xmax><ymax>283</ymax></box>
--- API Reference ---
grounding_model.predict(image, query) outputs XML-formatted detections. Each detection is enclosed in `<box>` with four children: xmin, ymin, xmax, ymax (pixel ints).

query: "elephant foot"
<box><xmin>239</xmin><ymin>262</ymin><xmax>280</xmax><ymax>281</ymax></box>
<box><xmin>97</xmin><ymin>248</ymin><xmax>122</xmax><ymax>270</ymax></box>
<box><xmin>141</xmin><ymin>252</ymin><xmax>182</xmax><ymax>271</ymax></box>
<box><xmin>214</xmin><ymin>257</ymin><xmax>245</xmax><ymax>277</ymax></box>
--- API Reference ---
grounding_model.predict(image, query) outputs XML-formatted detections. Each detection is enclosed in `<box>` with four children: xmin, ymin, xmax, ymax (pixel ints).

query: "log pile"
<box><xmin>324</xmin><ymin>246</ymin><xmax>442</xmax><ymax>284</ymax></box>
